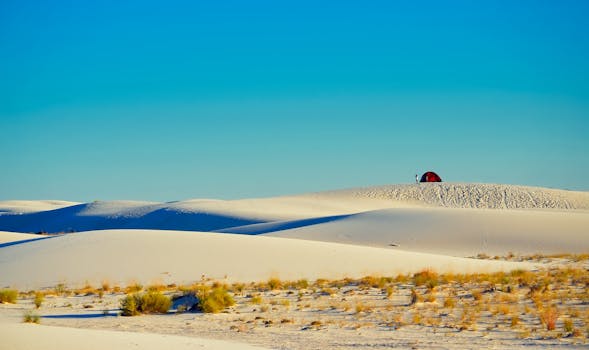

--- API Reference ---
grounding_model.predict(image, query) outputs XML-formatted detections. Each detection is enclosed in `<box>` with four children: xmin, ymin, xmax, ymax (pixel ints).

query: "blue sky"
<box><xmin>1</xmin><ymin>1</ymin><xmax>588</xmax><ymax>201</ymax></box>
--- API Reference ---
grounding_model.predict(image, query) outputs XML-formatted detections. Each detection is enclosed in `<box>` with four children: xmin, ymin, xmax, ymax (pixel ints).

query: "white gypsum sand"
<box><xmin>0</xmin><ymin>229</ymin><xmax>532</xmax><ymax>289</ymax></box>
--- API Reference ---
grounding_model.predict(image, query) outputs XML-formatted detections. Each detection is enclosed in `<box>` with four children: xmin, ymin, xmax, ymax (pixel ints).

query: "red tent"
<box><xmin>420</xmin><ymin>171</ymin><xmax>442</xmax><ymax>182</ymax></box>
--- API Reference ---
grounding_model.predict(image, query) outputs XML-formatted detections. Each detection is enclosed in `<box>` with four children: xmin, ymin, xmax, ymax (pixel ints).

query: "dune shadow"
<box><xmin>0</xmin><ymin>204</ymin><xmax>266</xmax><ymax>234</ymax></box>
<box><xmin>217</xmin><ymin>213</ymin><xmax>355</xmax><ymax>235</ymax></box>
<box><xmin>0</xmin><ymin>236</ymin><xmax>53</xmax><ymax>248</ymax></box>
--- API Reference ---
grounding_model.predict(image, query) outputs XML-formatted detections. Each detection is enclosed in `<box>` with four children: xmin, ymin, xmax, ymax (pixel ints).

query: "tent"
<box><xmin>420</xmin><ymin>171</ymin><xmax>442</xmax><ymax>182</ymax></box>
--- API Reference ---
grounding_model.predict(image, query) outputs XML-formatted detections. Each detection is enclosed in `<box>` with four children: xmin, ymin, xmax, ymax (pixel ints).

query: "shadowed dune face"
<box><xmin>0</xmin><ymin>183</ymin><xmax>587</xmax><ymax>235</ymax></box>
<box><xmin>0</xmin><ymin>202</ymin><xmax>266</xmax><ymax>234</ymax></box>
<box><xmin>0</xmin><ymin>183</ymin><xmax>587</xmax><ymax>259</ymax></box>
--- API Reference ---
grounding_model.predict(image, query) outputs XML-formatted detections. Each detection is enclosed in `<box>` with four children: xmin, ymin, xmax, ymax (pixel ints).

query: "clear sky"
<box><xmin>1</xmin><ymin>1</ymin><xmax>588</xmax><ymax>201</ymax></box>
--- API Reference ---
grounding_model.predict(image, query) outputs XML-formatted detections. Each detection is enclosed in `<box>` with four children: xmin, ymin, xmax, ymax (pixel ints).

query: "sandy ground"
<box><xmin>262</xmin><ymin>207</ymin><xmax>589</xmax><ymax>256</ymax></box>
<box><xmin>1</xmin><ymin>183</ymin><xmax>587</xmax><ymax>234</ymax></box>
<box><xmin>0</xmin><ymin>231</ymin><xmax>42</xmax><ymax>244</ymax></box>
<box><xmin>1</xmin><ymin>256</ymin><xmax>587</xmax><ymax>349</ymax></box>
<box><xmin>1</xmin><ymin>183</ymin><xmax>587</xmax><ymax>349</ymax></box>
<box><xmin>0</xmin><ymin>229</ymin><xmax>531</xmax><ymax>290</ymax></box>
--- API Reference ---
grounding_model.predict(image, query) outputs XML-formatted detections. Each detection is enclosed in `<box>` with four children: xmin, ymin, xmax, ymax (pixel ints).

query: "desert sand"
<box><xmin>1</xmin><ymin>183</ymin><xmax>588</xmax><ymax>349</ymax></box>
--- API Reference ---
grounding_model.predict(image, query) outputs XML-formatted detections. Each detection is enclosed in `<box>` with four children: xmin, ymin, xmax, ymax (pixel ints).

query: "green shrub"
<box><xmin>197</xmin><ymin>287</ymin><xmax>235</xmax><ymax>313</ymax></box>
<box><xmin>120</xmin><ymin>291</ymin><xmax>171</xmax><ymax>316</ymax></box>
<box><xmin>0</xmin><ymin>289</ymin><xmax>18</xmax><ymax>303</ymax></box>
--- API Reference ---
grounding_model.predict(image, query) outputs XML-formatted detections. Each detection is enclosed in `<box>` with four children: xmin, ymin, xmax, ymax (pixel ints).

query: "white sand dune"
<box><xmin>237</xmin><ymin>207</ymin><xmax>589</xmax><ymax>256</ymax></box>
<box><xmin>0</xmin><ymin>231</ymin><xmax>43</xmax><ymax>245</ymax></box>
<box><xmin>320</xmin><ymin>183</ymin><xmax>589</xmax><ymax>210</ymax></box>
<box><xmin>0</xmin><ymin>229</ymin><xmax>531</xmax><ymax>290</ymax></box>
<box><xmin>0</xmin><ymin>197</ymin><xmax>394</xmax><ymax>234</ymax></box>
<box><xmin>0</xmin><ymin>200</ymin><xmax>79</xmax><ymax>215</ymax></box>
<box><xmin>0</xmin><ymin>322</ymin><xmax>268</xmax><ymax>350</ymax></box>
<box><xmin>0</xmin><ymin>183</ymin><xmax>589</xmax><ymax>238</ymax></box>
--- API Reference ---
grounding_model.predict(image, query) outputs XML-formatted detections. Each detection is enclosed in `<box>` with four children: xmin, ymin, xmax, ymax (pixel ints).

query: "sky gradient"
<box><xmin>1</xmin><ymin>1</ymin><xmax>588</xmax><ymax>201</ymax></box>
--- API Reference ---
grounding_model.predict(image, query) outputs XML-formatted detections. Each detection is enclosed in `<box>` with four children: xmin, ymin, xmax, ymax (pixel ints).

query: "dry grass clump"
<box><xmin>196</xmin><ymin>287</ymin><xmax>235</xmax><ymax>313</ymax></box>
<box><xmin>34</xmin><ymin>292</ymin><xmax>44</xmax><ymax>309</ymax></box>
<box><xmin>250</xmin><ymin>295</ymin><xmax>263</xmax><ymax>304</ymax></box>
<box><xmin>413</xmin><ymin>269</ymin><xmax>438</xmax><ymax>290</ymax></box>
<box><xmin>0</xmin><ymin>289</ymin><xmax>18</xmax><ymax>304</ymax></box>
<box><xmin>385</xmin><ymin>286</ymin><xmax>395</xmax><ymax>299</ymax></box>
<box><xmin>75</xmin><ymin>282</ymin><xmax>98</xmax><ymax>296</ymax></box>
<box><xmin>267</xmin><ymin>278</ymin><xmax>283</xmax><ymax>290</ymax></box>
<box><xmin>563</xmin><ymin>318</ymin><xmax>574</xmax><ymax>333</ymax></box>
<box><xmin>539</xmin><ymin>307</ymin><xmax>559</xmax><ymax>331</ymax></box>
<box><xmin>443</xmin><ymin>296</ymin><xmax>456</xmax><ymax>309</ymax></box>
<box><xmin>358</xmin><ymin>276</ymin><xmax>390</xmax><ymax>289</ymax></box>
<box><xmin>355</xmin><ymin>302</ymin><xmax>372</xmax><ymax>314</ymax></box>
<box><xmin>23</xmin><ymin>311</ymin><xmax>40</xmax><ymax>324</ymax></box>
<box><xmin>124</xmin><ymin>282</ymin><xmax>143</xmax><ymax>294</ymax></box>
<box><xmin>471</xmin><ymin>289</ymin><xmax>483</xmax><ymax>301</ymax></box>
<box><xmin>146</xmin><ymin>283</ymin><xmax>167</xmax><ymax>292</ymax></box>
<box><xmin>120</xmin><ymin>291</ymin><xmax>171</xmax><ymax>316</ymax></box>
<box><xmin>53</xmin><ymin>283</ymin><xmax>69</xmax><ymax>296</ymax></box>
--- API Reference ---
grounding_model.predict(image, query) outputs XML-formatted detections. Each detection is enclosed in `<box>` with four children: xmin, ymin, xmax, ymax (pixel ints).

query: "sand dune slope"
<box><xmin>0</xmin><ymin>197</ymin><xmax>394</xmax><ymax>234</ymax></box>
<box><xmin>256</xmin><ymin>208</ymin><xmax>589</xmax><ymax>256</ymax></box>
<box><xmin>0</xmin><ymin>231</ymin><xmax>43</xmax><ymax>245</ymax></box>
<box><xmin>320</xmin><ymin>183</ymin><xmax>589</xmax><ymax>209</ymax></box>
<box><xmin>0</xmin><ymin>200</ymin><xmax>79</xmax><ymax>215</ymax></box>
<box><xmin>1</xmin><ymin>183</ymin><xmax>587</xmax><ymax>235</ymax></box>
<box><xmin>0</xmin><ymin>229</ymin><xmax>530</xmax><ymax>289</ymax></box>
<box><xmin>0</xmin><ymin>322</ymin><xmax>268</xmax><ymax>350</ymax></box>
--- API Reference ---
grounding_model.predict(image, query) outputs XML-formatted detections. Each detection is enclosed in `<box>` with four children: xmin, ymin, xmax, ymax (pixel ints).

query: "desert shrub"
<box><xmin>409</xmin><ymin>288</ymin><xmax>418</xmax><ymax>305</ymax></box>
<box><xmin>0</xmin><ymin>289</ymin><xmax>18</xmax><ymax>303</ymax></box>
<box><xmin>563</xmin><ymin>318</ymin><xmax>574</xmax><ymax>333</ymax></box>
<box><xmin>250</xmin><ymin>295</ymin><xmax>263</xmax><ymax>304</ymax></box>
<box><xmin>54</xmin><ymin>283</ymin><xmax>68</xmax><ymax>296</ymax></box>
<box><xmin>231</xmin><ymin>283</ymin><xmax>245</xmax><ymax>294</ymax></box>
<box><xmin>121</xmin><ymin>294</ymin><xmax>139</xmax><ymax>316</ymax></box>
<box><xmin>125</xmin><ymin>282</ymin><xmax>143</xmax><ymax>294</ymax></box>
<box><xmin>267</xmin><ymin>278</ymin><xmax>282</xmax><ymax>290</ymax></box>
<box><xmin>141</xmin><ymin>291</ymin><xmax>172</xmax><ymax>313</ymax></box>
<box><xmin>34</xmin><ymin>292</ymin><xmax>44</xmax><ymax>309</ymax></box>
<box><xmin>413</xmin><ymin>270</ymin><xmax>438</xmax><ymax>290</ymax></box>
<box><xmin>101</xmin><ymin>280</ymin><xmax>111</xmax><ymax>292</ymax></box>
<box><xmin>197</xmin><ymin>287</ymin><xmax>235</xmax><ymax>313</ymax></box>
<box><xmin>146</xmin><ymin>283</ymin><xmax>166</xmax><ymax>292</ymax></box>
<box><xmin>359</xmin><ymin>276</ymin><xmax>387</xmax><ymax>289</ymax></box>
<box><xmin>511</xmin><ymin>315</ymin><xmax>520</xmax><ymax>327</ymax></box>
<box><xmin>294</xmin><ymin>279</ymin><xmax>309</xmax><ymax>289</ymax></box>
<box><xmin>23</xmin><ymin>311</ymin><xmax>40</xmax><ymax>324</ymax></box>
<box><xmin>120</xmin><ymin>291</ymin><xmax>171</xmax><ymax>316</ymax></box>
<box><xmin>539</xmin><ymin>307</ymin><xmax>559</xmax><ymax>331</ymax></box>
<box><xmin>355</xmin><ymin>302</ymin><xmax>372</xmax><ymax>313</ymax></box>
<box><xmin>443</xmin><ymin>296</ymin><xmax>456</xmax><ymax>309</ymax></box>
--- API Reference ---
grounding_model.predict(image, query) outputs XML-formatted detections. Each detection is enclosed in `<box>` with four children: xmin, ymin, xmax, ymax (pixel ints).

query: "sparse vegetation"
<box><xmin>0</xmin><ymin>289</ymin><xmax>18</xmax><ymax>304</ymax></box>
<box><xmin>6</xmin><ymin>256</ymin><xmax>589</xmax><ymax>346</ymax></box>
<box><xmin>23</xmin><ymin>311</ymin><xmax>40</xmax><ymax>324</ymax></box>
<box><xmin>196</xmin><ymin>287</ymin><xmax>235</xmax><ymax>313</ymax></box>
<box><xmin>539</xmin><ymin>307</ymin><xmax>559</xmax><ymax>331</ymax></box>
<box><xmin>34</xmin><ymin>292</ymin><xmax>44</xmax><ymax>309</ymax></box>
<box><xmin>120</xmin><ymin>291</ymin><xmax>171</xmax><ymax>316</ymax></box>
